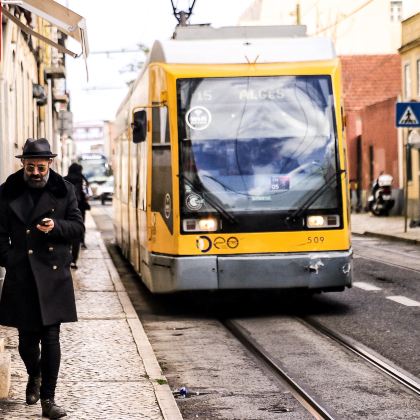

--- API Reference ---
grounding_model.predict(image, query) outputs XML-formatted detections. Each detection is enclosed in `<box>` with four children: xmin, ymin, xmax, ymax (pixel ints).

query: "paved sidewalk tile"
<box><xmin>0</xmin><ymin>213</ymin><xmax>180</xmax><ymax>419</ymax></box>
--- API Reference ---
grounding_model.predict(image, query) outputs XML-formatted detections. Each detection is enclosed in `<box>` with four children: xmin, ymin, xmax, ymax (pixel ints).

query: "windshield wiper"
<box><xmin>291</xmin><ymin>169</ymin><xmax>346</xmax><ymax>219</ymax></box>
<box><xmin>179</xmin><ymin>174</ymin><xmax>237</xmax><ymax>223</ymax></box>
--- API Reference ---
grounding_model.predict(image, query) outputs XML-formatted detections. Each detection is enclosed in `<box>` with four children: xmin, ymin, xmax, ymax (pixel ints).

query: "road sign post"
<box><xmin>396</xmin><ymin>102</ymin><xmax>420</xmax><ymax>232</ymax></box>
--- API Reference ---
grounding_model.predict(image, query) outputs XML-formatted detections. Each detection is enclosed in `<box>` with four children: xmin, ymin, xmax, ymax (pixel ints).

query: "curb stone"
<box><xmin>353</xmin><ymin>230</ymin><xmax>420</xmax><ymax>245</ymax></box>
<box><xmin>89</xmin><ymin>214</ymin><xmax>183</xmax><ymax>420</ymax></box>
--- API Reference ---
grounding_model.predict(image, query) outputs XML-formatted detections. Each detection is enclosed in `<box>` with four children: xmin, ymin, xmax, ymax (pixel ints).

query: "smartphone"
<box><xmin>40</xmin><ymin>218</ymin><xmax>51</xmax><ymax>226</ymax></box>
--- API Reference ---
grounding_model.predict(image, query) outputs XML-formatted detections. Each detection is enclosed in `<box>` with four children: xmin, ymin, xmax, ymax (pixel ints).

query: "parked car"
<box><xmin>96</xmin><ymin>176</ymin><xmax>114</xmax><ymax>205</ymax></box>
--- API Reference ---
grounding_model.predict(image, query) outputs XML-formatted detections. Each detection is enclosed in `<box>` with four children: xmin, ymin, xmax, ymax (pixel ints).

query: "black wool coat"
<box><xmin>0</xmin><ymin>169</ymin><xmax>85</xmax><ymax>330</ymax></box>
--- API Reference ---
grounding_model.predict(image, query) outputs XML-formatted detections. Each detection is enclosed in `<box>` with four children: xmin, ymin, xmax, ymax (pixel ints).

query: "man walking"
<box><xmin>0</xmin><ymin>138</ymin><xmax>84</xmax><ymax>418</ymax></box>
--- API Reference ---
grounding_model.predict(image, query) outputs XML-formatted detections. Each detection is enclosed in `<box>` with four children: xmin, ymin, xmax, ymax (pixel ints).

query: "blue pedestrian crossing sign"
<box><xmin>396</xmin><ymin>102</ymin><xmax>420</xmax><ymax>127</ymax></box>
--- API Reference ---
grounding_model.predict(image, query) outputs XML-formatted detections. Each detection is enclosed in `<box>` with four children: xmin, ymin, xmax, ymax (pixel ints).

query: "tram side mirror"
<box><xmin>132</xmin><ymin>110</ymin><xmax>147</xmax><ymax>143</ymax></box>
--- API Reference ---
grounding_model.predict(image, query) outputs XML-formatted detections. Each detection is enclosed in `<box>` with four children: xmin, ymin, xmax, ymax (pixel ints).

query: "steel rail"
<box><xmin>354</xmin><ymin>252</ymin><xmax>420</xmax><ymax>275</ymax></box>
<box><xmin>222</xmin><ymin>319</ymin><xmax>337</xmax><ymax>420</ymax></box>
<box><xmin>299</xmin><ymin>317</ymin><xmax>420</xmax><ymax>397</ymax></box>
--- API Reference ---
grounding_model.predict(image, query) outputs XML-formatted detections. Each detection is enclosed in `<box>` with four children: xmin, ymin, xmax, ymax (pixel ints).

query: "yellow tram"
<box><xmin>113</xmin><ymin>26</ymin><xmax>352</xmax><ymax>293</ymax></box>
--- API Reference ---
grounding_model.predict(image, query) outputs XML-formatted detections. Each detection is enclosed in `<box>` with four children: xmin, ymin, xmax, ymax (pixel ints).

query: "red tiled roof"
<box><xmin>340</xmin><ymin>55</ymin><xmax>401</xmax><ymax>111</ymax></box>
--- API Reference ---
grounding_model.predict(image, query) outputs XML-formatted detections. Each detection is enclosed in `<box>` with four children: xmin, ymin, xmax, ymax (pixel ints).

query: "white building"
<box><xmin>72</xmin><ymin>120</ymin><xmax>113</xmax><ymax>160</ymax></box>
<box><xmin>239</xmin><ymin>0</ymin><xmax>420</xmax><ymax>54</ymax></box>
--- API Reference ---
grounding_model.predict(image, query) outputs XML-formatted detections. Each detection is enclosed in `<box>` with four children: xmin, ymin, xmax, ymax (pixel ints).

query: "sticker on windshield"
<box><xmin>186</xmin><ymin>193</ymin><xmax>204</xmax><ymax>211</ymax></box>
<box><xmin>186</xmin><ymin>106</ymin><xmax>212</xmax><ymax>131</ymax></box>
<box><xmin>271</xmin><ymin>176</ymin><xmax>290</xmax><ymax>191</ymax></box>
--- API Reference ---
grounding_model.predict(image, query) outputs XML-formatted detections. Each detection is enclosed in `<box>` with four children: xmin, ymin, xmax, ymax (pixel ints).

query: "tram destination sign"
<box><xmin>396</xmin><ymin>102</ymin><xmax>420</xmax><ymax>128</ymax></box>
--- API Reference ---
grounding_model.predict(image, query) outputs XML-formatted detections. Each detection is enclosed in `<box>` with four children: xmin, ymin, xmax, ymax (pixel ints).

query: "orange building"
<box><xmin>340</xmin><ymin>55</ymin><xmax>402</xmax><ymax>212</ymax></box>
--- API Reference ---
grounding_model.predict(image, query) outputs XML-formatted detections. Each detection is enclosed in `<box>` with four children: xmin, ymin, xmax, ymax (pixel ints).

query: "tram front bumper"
<box><xmin>149</xmin><ymin>250</ymin><xmax>352</xmax><ymax>293</ymax></box>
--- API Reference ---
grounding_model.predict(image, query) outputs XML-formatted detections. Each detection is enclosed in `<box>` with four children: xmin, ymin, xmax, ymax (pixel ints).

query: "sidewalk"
<box><xmin>351</xmin><ymin>212</ymin><xmax>420</xmax><ymax>244</ymax></box>
<box><xmin>0</xmin><ymin>213</ymin><xmax>182</xmax><ymax>419</ymax></box>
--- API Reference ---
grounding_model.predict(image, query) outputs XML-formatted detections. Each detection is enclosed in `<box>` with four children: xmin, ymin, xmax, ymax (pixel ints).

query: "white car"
<box><xmin>96</xmin><ymin>176</ymin><xmax>114</xmax><ymax>205</ymax></box>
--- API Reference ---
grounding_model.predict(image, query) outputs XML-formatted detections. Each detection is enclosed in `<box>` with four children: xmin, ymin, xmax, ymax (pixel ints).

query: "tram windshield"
<box><xmin>177</xmin><ymin>76</ymin><xmax>342</xmax><ymax>232</ymax></box>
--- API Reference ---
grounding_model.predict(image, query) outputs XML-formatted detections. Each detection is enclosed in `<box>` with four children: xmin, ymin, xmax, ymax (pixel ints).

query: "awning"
<box><xmin>1</xmin><ymin>0</ymin><xmax>89</xmax><ymax>59</ymax></box>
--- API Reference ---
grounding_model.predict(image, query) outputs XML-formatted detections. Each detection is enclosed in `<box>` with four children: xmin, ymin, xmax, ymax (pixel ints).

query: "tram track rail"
<box><xmin>354</xmin><ymin>252</ymin><xmax>420</xmax><ymax>275</ymax></box>
<box><xmin>298</xmin><ymin>317</ymin><xmax>420</xmax><ymax>398</ymax></box>
<box><xmin>221</xmin><ymin>319</ymin><xmax>337</xmax><ymax>420</ymax></box>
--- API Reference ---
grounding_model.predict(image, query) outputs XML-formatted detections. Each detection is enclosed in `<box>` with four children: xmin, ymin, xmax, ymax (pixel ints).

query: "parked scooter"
<box><xmin>367</xmin><ymin>173</ymin><xmax>394</xmax><ymax>216</ymax></box>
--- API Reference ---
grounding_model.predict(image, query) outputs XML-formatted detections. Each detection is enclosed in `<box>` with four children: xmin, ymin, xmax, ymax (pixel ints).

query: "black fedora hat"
<box><xmin>15</xmin><ymin>138</ymin><xmax>57</xmax><ymax>159</ymax></box>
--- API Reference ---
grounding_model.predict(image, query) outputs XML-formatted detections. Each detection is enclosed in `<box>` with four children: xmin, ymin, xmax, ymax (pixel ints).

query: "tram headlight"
<box><xmin>307</xmin><ymin>215</ymin><xmax>339</xmax><ymax>228</ymax></box>
<box><xmin>198</xmin><ymin>218</ymin><xmax>218</xmax><ymax>231</ymax></box>
<box><xmin>183</xmin><ymin>217</ymin><xmax>219</xmax><ymax>232</ymax></box>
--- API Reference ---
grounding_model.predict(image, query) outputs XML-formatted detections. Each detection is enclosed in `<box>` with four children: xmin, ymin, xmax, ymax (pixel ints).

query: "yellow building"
<box><xmin>399</xmin><ymin>12</ymin><xmax>420</xmax><ymax>218</ymax></box>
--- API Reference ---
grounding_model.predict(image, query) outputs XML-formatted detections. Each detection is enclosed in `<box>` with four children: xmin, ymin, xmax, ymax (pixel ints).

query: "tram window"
<box><xmin>151</xmin><ymin>105</ymin><xmax>172</xmax><ymax>231</ymax></box>
<box><xmin>152</xmin><ymin>106</ymin><xmax>170</xmax><ymax>144</ymax></box>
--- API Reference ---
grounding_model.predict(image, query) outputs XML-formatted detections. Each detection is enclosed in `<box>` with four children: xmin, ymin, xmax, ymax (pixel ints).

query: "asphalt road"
<box><xmin>91</xmin><ymin>203</ymin><xmax>420</xmax><ymax>419</ymax></box>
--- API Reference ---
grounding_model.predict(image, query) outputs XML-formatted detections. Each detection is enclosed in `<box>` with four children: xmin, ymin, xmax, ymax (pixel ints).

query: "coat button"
<box><xmin>28</xmin><ymin>249</ymin><xmax>33</xmax><ymax>255</ymax></box>
<box><xmin>51</xmin><ymin>208</ymin><xmax>55</xmax><ymax>212</ymax></box>
<box><xmin>49</xmin><ymin>247</ymin><xmax>54</xmax><ymax>252</ymax></box>
<box><xmin>26</xmin><ymin>229</ymin><xmax>30</xmax><ymax>234</ymax></box>
<box><xmin>52</xmin><ymin>265</ymin><xmax>58</xmax><ymax>270</ymax></box>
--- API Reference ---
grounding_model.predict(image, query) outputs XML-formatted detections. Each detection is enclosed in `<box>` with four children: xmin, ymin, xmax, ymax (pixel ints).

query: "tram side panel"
<box><xmin>112</xmin><ymin>138</ymin><xmax>123</xmax><ymax>248</ymax></box>
<box><xmin>144</xmin><ymin>66</ymin><xmax>180</xmax><ymax>292</ymax></box>
<box><xmin>120</xmin><ymin>137</ymin><xmax>131</xmax><ymax>258</ymax></box>
<box><xmin>128</xmin><ymin>137</ymin><xmax>140</xmax><ymax>270</ymax></box>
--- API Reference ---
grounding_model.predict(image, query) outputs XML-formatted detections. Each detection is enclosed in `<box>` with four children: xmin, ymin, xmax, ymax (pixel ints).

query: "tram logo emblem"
<box><xmin>186</xmin><ymin>193</ymin><xmax>204</xmax><ymax>211</ymax></box>
<box><xmin>196</xmin><ymin>236</ymin><xmax>239</xmax><ymax>253</ymax></box>
<box><xmin>196</xmin><ymin>236</ymin><xmax>212</xmax><ymax>253</ymax></box>
<box><xmin>186</xmin><ymin>106</ymin><xmax>212</xmax><ymax>131</ymax></box>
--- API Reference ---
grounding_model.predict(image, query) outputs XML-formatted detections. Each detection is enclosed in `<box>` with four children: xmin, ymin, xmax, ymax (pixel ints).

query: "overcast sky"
<box><xmin>63</xmin><ymin>0</ymin><xmax>254</xmax><ymax>123</ymax></box>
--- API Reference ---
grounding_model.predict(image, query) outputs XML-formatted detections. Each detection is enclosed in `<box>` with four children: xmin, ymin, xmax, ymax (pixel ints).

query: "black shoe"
<box><xmin>70</xmin><ymin>262</ymin><xmax>78</xmax><ymax>269</ymax></box>
<box><xmin>26</xmin><ymin>375</ymin><xmax>41</xmax><ymax>405</ymax></box>
<box><xmin>41</xmin><ymin>399</ymin><xmax>67</xmax><ymax>418</ymax></box>
<box><xmin>80</xmin><ymin>243</ymin><xmax>87</xmax><ymax>249</ymax></box>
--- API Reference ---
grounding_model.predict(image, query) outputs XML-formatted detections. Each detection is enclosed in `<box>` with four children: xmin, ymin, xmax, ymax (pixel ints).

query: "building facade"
<box><xmin>340</xmin><ymin>55</ymin><xmax>402</xmax><ymax>211</ymax></box>
<box><xmin>239</xmin><ymin>0</ymin><xmax>419</xmax><ymax>55</ymax></box>
<box><xmin>399</xmin><ymin>12</ymin><xmax>420</xmax><ymax>218</ymax></box>
<box><xmin>72</xmin><ymin>120</ymin><xmax>114</xmax><ymax>162</ymax></box>
<box><xmin>0</xmin><ymin>1</ymin><xmax>88</xmax><ymax>180</ymax></box>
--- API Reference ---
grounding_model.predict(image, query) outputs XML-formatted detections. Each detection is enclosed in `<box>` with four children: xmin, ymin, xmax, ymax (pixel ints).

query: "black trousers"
<box><xmin>18</xmin><ymin>324</ymin><xmax>61</xmax><ymax>400</ymax></box>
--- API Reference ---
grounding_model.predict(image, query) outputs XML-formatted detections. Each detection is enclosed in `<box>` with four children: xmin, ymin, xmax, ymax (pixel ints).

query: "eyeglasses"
<box><xmin>24</xmin><ymin>164</ymin><xmax>49</xmax><ymax>173</ymax></box>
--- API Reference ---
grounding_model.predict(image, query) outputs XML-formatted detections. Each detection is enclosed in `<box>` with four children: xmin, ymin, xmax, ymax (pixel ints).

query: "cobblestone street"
<box><xmin>0</xmin><ymin>214</ymin><xmax>180</xmax><ymax>419</ymax></box>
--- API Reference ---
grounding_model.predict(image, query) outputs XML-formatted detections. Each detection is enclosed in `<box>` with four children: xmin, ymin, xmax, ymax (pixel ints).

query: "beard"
<box><xmin>24</xmin><ymin>171</ymin><xmax>49</xmax><ymax>189</ymax></box>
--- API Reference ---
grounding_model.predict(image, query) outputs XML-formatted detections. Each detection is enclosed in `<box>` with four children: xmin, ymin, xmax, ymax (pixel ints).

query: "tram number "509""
<box><xmin>307</xmin><ymin>236</ymin><xmax>325</xmax><ymax>244</ymax></box>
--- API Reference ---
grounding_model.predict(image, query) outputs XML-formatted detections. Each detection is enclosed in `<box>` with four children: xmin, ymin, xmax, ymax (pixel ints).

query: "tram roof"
<box><xmin>149</xmin><ymin>25</ymin><xmax>336</xmax><ymax>65</ymax></box>
<box><xmin>116</xmin><ymin>26</ymin><xmax>336</xmax><ymax>118</ymax></box>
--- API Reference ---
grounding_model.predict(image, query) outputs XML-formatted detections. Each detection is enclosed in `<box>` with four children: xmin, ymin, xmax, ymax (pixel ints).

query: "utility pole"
<box><xmin>296</xmin><ymin>0</ymin><xmax>301</xmax><ymax>25</ymax></box>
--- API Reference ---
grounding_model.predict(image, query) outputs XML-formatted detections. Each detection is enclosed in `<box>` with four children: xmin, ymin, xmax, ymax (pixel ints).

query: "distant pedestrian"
<box><xmin>64</xmin><ymin>163</ymin><xmax>90</xmax><ymax>269</ymax></box>
<box><xmin>0</xmin><ymin>138</ymin><xmax>85</xmax><ymax>418</ymax></box>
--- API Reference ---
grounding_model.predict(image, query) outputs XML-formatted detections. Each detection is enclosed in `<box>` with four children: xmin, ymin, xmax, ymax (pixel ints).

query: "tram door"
<box><xmin>149</xmin><ymin>106</ymin><xmax>174</xmax><ymax>249</ymax></box>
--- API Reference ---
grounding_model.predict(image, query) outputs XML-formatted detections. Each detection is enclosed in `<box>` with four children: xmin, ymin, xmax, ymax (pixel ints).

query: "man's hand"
<box><xmin>37</xmin><ymin>218</ymin><xmax>55</xmax><ymax>234</ymax></box>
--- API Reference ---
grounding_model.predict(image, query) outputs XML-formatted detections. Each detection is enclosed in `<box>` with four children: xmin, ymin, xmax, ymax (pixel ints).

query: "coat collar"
<box><xmin>2</xmin><ymin>168</ymin><xmax>67</xmax><ymax>200</ymax></box>
<box><xmin>2</xmin><ymin>169</ymin><xmax>64</xmax><ymax>224</ymax></box>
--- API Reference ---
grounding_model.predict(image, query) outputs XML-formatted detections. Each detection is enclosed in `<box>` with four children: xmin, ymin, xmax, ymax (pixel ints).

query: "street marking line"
<box><xmin>386</xmin><ymin>296</ymin><xmax>420</xmax><ymax>307</ymax></box>
<box><xmin>353</xmin><ymin>281</ymin><xmax>382</xmax><ymax>291</ymax></box>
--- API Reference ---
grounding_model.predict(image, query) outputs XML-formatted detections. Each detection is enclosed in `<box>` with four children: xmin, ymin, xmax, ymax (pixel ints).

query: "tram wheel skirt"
<box><xmin>148</xmin><ymin>250</ymin><xmax>353</xmax><ymax>293</ymax></box>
